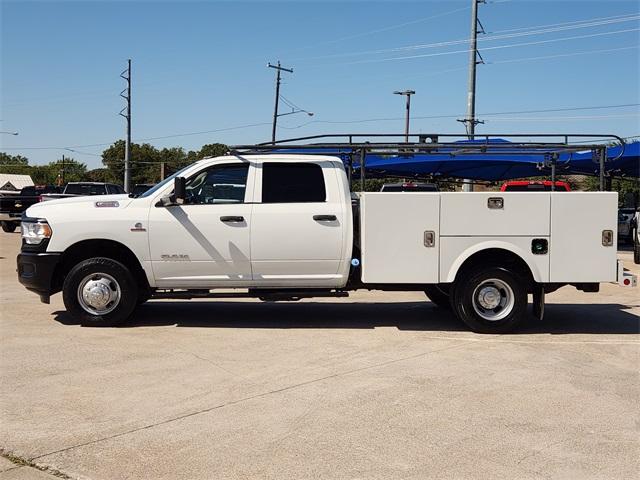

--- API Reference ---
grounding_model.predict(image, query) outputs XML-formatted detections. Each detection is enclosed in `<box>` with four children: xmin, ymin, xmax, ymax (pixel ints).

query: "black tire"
<box><xmin>451</xmin><ymin>266</ymin><xmax>528</xmax><ymax>334</ymax></box>
<box><xmin>1</xmin><ymin>221</ymin><xmax>17</xmax><ymax>233</ymax></box>
<box><xmin>634</xmin><ymin>243</ymin><xmax>640</xmax><ymax>265</ymax></box>
<box><xmin>62</xmin><ymin>257</ymin><xmax>138</xmax><ymax>327</ymax></box>
<box><xmin>424</xmin><ymin>284</ymin><xmax>451</xmax><ymax>309</ymax></box>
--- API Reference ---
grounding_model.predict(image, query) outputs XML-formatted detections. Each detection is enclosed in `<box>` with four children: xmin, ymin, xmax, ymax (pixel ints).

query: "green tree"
<box><xmin>47</xmin><ymin>157</ymin><xmax>87</xmax><ymax>184</ymax></box>
<box><xmin>85</xmin><ymin>168</ymin><xmax>117</xmax><ymax>183</ymax></box>
<box><xmin>101</xmin><ymin>141</ymin><xmax>163</xmax><ymax>186</ymax></box>
<box><xmin>0</xmin><ymin>152</ymin><xmax>30</xmax><ymax>175</ymax></box>
<box><xmin>101</xmin><ymin>141</ymin><xmax>229</xmax><ymax>185</ymax></box>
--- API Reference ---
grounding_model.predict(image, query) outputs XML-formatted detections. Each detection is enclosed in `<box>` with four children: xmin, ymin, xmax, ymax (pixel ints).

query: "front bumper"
<box><xmin>17</xmin><ymin>252</ymin><xmax>62</xmax><ymax>303</ymax></box>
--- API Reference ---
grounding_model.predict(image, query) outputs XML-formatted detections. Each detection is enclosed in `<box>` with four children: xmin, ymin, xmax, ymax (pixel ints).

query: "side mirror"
<box><xmin>174</xmin><ymin>177</ymin><xmax>186</xmax><ymax>205</ymax></box>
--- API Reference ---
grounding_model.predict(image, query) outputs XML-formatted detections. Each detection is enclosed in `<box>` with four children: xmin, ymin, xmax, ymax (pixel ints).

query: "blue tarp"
<box><xmin>353</xmin><ymin>140</ymin><xmax>639</xmax><ymax>180</ymax></box>
<box><xmin>271</xmin><ymin>140</ymin><xmax>639</xmax><ymax>180</ymax></box>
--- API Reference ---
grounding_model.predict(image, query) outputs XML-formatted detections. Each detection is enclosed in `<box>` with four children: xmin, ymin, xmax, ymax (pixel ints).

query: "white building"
<box><xmin>0</xmin><ymin>174</ymin><xmax>34</xmax><ymax>194</ymax></box>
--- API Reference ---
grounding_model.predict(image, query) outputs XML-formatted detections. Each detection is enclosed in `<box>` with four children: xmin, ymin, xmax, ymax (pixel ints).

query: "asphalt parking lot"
<box><xmin>0</xmin><ymin>231</ymin><xmax>638</xmax><ymax>480</ymax></box>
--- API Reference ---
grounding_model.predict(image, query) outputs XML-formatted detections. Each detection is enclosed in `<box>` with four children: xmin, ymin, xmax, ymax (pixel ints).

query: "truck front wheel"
<box><xmin>62</xmin><ymin>257</ymin><xmax>138</xmax><ymax>327</ymax></box>
<box><xmin>451</xmin><ymin>266</ymin><xmax>527</xmax><ymax>334</ymax></box>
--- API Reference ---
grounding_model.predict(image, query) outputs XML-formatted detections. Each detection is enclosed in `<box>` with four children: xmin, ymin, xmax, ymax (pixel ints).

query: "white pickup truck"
<box><xmin>17</xmin><ymin>153</ymin><xmax>637</xmax><ymax>333</ymax></box>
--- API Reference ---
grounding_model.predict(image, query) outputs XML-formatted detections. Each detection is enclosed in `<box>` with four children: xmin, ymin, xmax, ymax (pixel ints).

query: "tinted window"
<box><xmin>184</xmin><ymin>164</ymin><xmax>248</xmax><ymax>204</ymax></box>
<box><xmin>262</xmin><ymin>163</ymin><xmax>326</xmax><ymax>203</ymax></box>
<box><xmin>65</xmin><ymin>184</ymin><xmax>108</xmax><ymax>195</ymax></box>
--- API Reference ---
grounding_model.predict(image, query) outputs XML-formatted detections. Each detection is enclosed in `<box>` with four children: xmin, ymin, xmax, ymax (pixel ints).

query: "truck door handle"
<box><xmin>220</xmin><ymin>216</ymin><xmax>244</xmax><ymax>223</ymax></box>
<box><xmin>313</xmin><ymin>215</ymin><xmax>337</xmax><ymax>222</ymax></box>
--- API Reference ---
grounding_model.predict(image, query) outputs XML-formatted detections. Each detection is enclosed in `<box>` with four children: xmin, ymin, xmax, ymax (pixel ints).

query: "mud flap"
<box><xmin>532</xmin><ymin>285</ymin><xmax>545</xmax><ymax>321</ymax></box>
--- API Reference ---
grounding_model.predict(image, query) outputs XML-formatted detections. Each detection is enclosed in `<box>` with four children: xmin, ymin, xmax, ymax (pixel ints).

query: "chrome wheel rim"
<box><xmin>472</xmin><ymin>278</ymin><xmax>514</xmax><ymax>322</ymax></box>
<box><xmin>77</xmin><ymin>273</ymin><xmax>121</xmax><ymax>315</ymax></box>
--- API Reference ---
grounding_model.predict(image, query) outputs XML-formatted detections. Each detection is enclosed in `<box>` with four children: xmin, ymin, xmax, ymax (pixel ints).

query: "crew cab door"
<box><xmin>148</xmin><ymin>160</ymin><xmax>255</xmax><ymax>288</ymax></box>
<box><xmin>250</xmin><ymin>160</ymin><xmax>347</xmax><ymax>287</ymax></box>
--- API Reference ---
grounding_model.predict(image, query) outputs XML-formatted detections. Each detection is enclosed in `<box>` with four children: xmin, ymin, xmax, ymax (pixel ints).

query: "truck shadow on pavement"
<box><xmin>54</xmin><ymin>300</ymin><xmax>639</xmax><ymax>334</ymax></box>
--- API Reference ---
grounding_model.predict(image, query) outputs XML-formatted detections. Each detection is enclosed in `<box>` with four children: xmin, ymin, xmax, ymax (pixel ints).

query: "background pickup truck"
<box><xmin>40</xmin><ymin>182</ymin><xmax>125</xmax><ymax>201</ymax></box>
<box><xmin>0</xmin><ymin>185</ymin><xmax>61</xmax><ymax>232</ymax></box>
<box><xmin>17</xmin><ymin>154</ymin><xmax>636</xmax><ymax>333</ymax></box>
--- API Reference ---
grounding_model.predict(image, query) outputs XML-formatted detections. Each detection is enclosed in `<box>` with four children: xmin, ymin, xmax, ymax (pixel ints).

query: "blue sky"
<box><xmin>1</xmin><ymin>0</ymin><xmax>639</xmax><ymax>168</ymax></box>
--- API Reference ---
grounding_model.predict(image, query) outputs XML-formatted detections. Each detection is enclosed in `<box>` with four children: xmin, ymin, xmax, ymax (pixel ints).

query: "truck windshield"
<box><xmin>138</xmin><ymin>165</ymin><xmax>193</xmax><ymax>198</ymax></box>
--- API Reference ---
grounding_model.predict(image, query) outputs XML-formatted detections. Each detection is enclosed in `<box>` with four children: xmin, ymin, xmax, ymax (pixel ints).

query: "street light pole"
<box><xmin>268</xmin><ymin>61</ymin><xmax>293</xmax><ymax>143</ymax></box>
<box><xmin>393</xmin><ymin>90</ymin><xmax>415</xmax><ymax>142</ymax></box>
<box><xmin>0</xmin><ymin>131</ymin><xmax>18</xmax><ymax>135</ymax></box>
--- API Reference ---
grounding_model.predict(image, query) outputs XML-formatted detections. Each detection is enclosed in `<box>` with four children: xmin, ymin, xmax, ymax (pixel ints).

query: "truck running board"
<box><xmin>151</xmin><ymin>289</ymin><xmax>350</xmax><ymax>301</ymax></box>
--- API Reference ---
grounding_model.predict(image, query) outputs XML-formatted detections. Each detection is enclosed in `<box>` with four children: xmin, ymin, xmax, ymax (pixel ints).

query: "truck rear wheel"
<box><xmin>451</xmin><ymin>266</ymin><xmax>527</xmax><ymax>334</ymax></box>
<box><xmin>424</xmin><ymin>284</ymin><xmax>451</xmax><ymax>309</ymax></box>
<box><xmin>62</xmin><ymin>257</ymin><xmax>138</xmax><ymax>327</ymax></box>
<box><xmin>1</xmin><ymin>221</ymin><xmax>17</xmax><ymax>233</ymax></box>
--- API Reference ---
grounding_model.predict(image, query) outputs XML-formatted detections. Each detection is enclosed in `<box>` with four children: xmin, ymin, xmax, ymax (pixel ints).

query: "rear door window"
<box><xmin>262</xmin><ymin>163</ymin><xmax>326</xmax><ymax>203</ymax></box>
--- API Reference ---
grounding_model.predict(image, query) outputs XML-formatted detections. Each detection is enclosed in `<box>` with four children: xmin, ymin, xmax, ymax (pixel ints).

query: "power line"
<box><xmin>295</xmin><ymin>13</ymin><xmax>639</xmax><ymax>61</ymax></box>
<box><xmin>4</xmin><ymin>103</ymin><xmax>638</xmax><ymax>152</ymax></box>
<box><xmin>337</xmin><ymin>27</ymin><xmax>640</xmax><ymax>65</ymax></box>
<box><xmin>281</xmin><ymin>5</ymin><xmax>471</xmax><ymax>55</ymax></box>
<box><xmin>351</xmin><ymin>44</ymin><xmax>638</xmax><ymax>84</ymax></box>
<box><xmin>487</xmin><ymin>44</ymin><xmax>639</xmax><ymax>65</ymax></box>
<box><xmin>494</xmin><ymin>12</ymin><xmax>637</xmax><ymax>34</ymax></box>
<box><xmin>485</xmin><ymin>113</ymin><xmax>640</xmax><ymax>121</ymax></box>
<box><xmin>278</xmin><ymin>103</ymin><xmax>640</xmax><ymax>129</ymax></box>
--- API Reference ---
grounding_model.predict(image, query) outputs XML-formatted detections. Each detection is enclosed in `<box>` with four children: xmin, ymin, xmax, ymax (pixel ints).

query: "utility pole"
<box><xmin>61</xmin><ymin>154</ymin><xmax>65</xmax><ymax>185</ymax></box>
<box><xmin>120</xmin><ymin>59</ymin><xmax>132</xmax><ymax>193</ymax></box>
<box><xmin>458</xmin><ymin>0</ymin><xmax>486</xmax><ymax>192</ymax></box>
<box><xmin>394</xmin><ymin>90</ymin><xmax>415</xmax><ymax>142</ymax></box>
<box><xmin>160</xmin><ymin>162</ymin><xmax>165</xmax><ymax>181</ymax></box>
<box><xmin>268</xmin><ymin>61</ymin><xmax>293</xmax><ymax>143</ymax></box>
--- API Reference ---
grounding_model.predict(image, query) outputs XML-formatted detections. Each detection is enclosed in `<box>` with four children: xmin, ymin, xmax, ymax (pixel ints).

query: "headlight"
<box><xmin>21</xmin><ymin>220</ymin><xmax>52</xmax><ymax>244</ymax></box>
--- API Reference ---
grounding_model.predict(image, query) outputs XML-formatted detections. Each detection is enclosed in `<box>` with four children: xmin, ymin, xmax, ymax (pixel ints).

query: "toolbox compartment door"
<box><xmin>440</xmin><ymin>192</ymin><xmax>550</xmax><ymax>237</ymax></box>
<box><xmin>549</xmin><ymin>192</ymin><xmax>618</xmax><ymax>282</ymax></box>
<box><xmin>360</xmin><ymin>193</ymin><xmax>440</xmax><ymax>284</ymax></box>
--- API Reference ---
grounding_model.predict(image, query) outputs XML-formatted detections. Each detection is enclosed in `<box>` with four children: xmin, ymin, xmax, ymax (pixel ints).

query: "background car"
<box><xmin>618</xmin><ymin>207</ymin><xmax>636</xmax><ymax>244</ymax></box>
<box><xmin>500</xmin><ymin>180</ymin><xmax>571</xmax><ymax>192</ymax></box>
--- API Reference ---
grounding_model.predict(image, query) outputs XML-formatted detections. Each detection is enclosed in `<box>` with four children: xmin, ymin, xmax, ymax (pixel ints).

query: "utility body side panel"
<box><xmin>360</xmin><ymin>193</ymin><xmax>440</xmax><ymax>283</ymax></box>
<box><xmin>549</xmin><ymin>192</ymin><xmax>618</xmax><ymax>282</ymax></box>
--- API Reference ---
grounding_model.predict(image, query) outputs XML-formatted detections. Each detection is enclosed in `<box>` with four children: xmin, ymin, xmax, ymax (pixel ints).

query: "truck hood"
<box><xmin>26</xmin><ymin>194</ymin><xmax>134</xmax><ymax>218</ymax></box>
